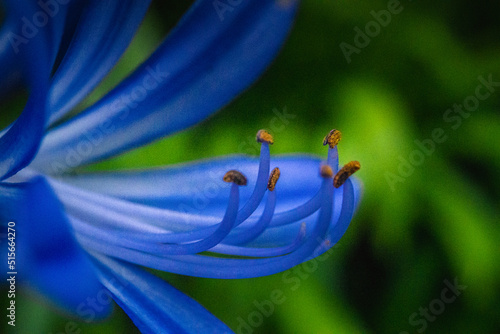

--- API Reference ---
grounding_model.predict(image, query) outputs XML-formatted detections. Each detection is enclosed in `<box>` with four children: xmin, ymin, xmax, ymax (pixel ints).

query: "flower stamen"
<box><xmin>159</xmin><ymin>169</ymin><xmax>245</xmax><ymax>254</ymax></box>
<box><xmin>324</xmin><ymin>129</ymin><xmax>341</xmax><ymax>172</ymax></box>
<box><xmin>256</xmin><ymin>129</ymin><xmax>274</xmax><ymax>145</ymax></box>
<box><xmin>267</xmin><ymin>167</ymin><xmax>280</xmax><ymax>191</ymax></box>
<box><xmin>323</xmin><ymin>129</ymin><xmax>342</xmax><ymax>148</ymax></box>
<box><xmin>223</xmin><ymin>170</ymin><xmax>247</xmax><ymax>186</ymax></box>
<box><xmin>333</xmin><ymin>161</ymin><xmax>360</xmax><ymax>188</ymax></box>
<box><xmin>226</xmin><ymin>167</ymin><xmax>280</xmax><ymax>245</ymax></box>
<box><xmin>268</xmin><ymin>164</ymin><xmax>333</xmax><ymax>227</ymax></box>
<box><xmin>228</xmin><ymin>184</ymin><xmax>276</xmax><ymax>245</ymax></box>
<box><xmin>320</xmin><ymin>165</ymin><xmax>333</xmax><ymax>178</ymax></box>
<box><xmin>235</xmin><ymin>130</ymin><xmax>272</xmax><ymax>223</ymax></box>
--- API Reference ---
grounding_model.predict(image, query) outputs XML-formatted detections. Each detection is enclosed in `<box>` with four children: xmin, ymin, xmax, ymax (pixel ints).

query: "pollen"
<box><xmin>323</xmin><ymin>129</ymin><xmax>342</xmax><ymax>148</ymax></box>
<box><xmin>256</xmin><ymin>129</ymin><xmax>274</xmax><ymax>145</ymax></box>
<box><xmin>334</xmin><ymin>161</ymin><xmax>360</xmax><ymax>188</ymax></box>
<box><xmin>267</xmin><ymin>167</ymin><xmax>281</xmax><ymax>191</ymax></box>
<box><xmin>223</xmin><ymin>170</ymin><xmax>248</xmax><ymax>186</ymax></box>
<box><xmin>320</xmin><ymin>165</ymin><xmax>334</xmax><ymax>178</ymax></box>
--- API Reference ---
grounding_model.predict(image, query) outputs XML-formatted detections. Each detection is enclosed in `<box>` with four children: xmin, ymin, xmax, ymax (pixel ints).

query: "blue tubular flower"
<box><xmin>0</xmin><ymin>0</ymin><xmax>363</xmax><ymax>332</ymax></box>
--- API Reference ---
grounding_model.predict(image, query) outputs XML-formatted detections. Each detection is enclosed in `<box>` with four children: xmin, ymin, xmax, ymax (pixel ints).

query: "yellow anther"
<box><xmin>333</xmin><ymin>161</ymin><xmax>360</xmax><ymax>188</ymax></box>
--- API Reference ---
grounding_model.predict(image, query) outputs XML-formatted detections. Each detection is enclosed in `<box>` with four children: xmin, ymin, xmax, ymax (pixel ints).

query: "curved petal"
<box><xmin>39</xmin><ymin>0</ymin><xmax>69</xmax><ymax>66</ymax></box>
<box><xmin>60</xmin><ymin>165</ymin><xmax>359</xmax><ymax>279</ymax></box>
<box><xmin>0</xmin><ymin>19</ymin><xmax>23</xmax><ymax>97</ymax></box>
<box><xmin>92</xmin><ymin>254</ymin><xmax>233</xmax><ymax>334</ymax></box>
<box><xmin>0</xmin><ymin>0</ymin><xmax>52</xmax><ymax>180</ymax></box>
<box><xmin>31</xmin><ymin>0</ymin><xmax>300</xmax><ymax>173</ymax></box>
<box><xmin>77</xmin><ymin>178</ymin><xmax>357</xmax><ymax>279</ymax></box>
<box><xmin>48</xmin><ymin>154</ymin><xmax>353</xmax><ymax>248</ymax></box>
<box><xmin>47</xmin><ymin>155</ymin><xmax>324</xmax><ymax>243</ymax></box>
<box><xmin>0</xmin><ymin>0</ymin><xmax>71</xmax><ymax>96</ymax></box>
<box><xmin>52</xmin><ymin>155</ymin><xmax>321</xmax><ymax>212</ymax></box>
<box><xmin>48</xmin><ymin>0</ymin><xmax>152</xmax><ymax>123</ymax></box>
<box><xmin>0</xmin><ymin>177</ymin><xmax>111</xmax><ymax>318</ymax></box>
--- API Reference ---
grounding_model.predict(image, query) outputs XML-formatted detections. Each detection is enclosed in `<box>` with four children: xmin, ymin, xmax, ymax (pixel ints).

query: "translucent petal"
<box><xmin>48</xmin><ymin>0</ymin><xmax>152</xmax><ymax>123</ymax></box>
<box><xmin>48</xmin><ymin>155</ymin><xmax>324</xmax><ymax>246</ymax></box>
<box><xmin>75</xmin><ymin>179</ymin><xmax>358</xmax><ymax>279</ymax></box>
<box><xmin>31</xmin><ymin>0</ymin><xmax>300</xmax><ymax>172</ymax></box>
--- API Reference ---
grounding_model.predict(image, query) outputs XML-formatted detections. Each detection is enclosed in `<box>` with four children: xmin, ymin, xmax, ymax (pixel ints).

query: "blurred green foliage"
<box><xmin>2</xmin><ymin>0</ymin><xmax>500</xmax><ymax>333</ymax></box>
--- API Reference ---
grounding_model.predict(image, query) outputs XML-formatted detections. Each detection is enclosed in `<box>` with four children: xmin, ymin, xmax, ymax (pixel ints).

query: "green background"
<box><xmin>2</xmin><ymin>0</ymin><xmax>500</xmax><ymax>333</ymax></box>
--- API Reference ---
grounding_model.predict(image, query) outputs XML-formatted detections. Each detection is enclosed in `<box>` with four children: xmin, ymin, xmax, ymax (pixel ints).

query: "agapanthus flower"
<box><xmin>0</xmin><ymin>0</ymin><xmax>362</xmax><ymax>332</ymax></box>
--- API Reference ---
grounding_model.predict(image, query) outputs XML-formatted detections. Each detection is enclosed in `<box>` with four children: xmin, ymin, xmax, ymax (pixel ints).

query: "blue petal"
<box><xmin>0</xmin><ymin>0</ymin><xmax>69</xmax><ymax>95</ymax></box>
<box><xmin>48</xmin><ymin>0</ymin><xmax>152</xmax><ymax>123</ymax></box>
<box><xmin>48</xmin><ymin>151</ymin><xmax>360</xmax><ymax>277</ymax></box>
<box><xmin>0</xmin><ymin>19</ymin><xmax>22</xmax><ymax>97</ymax></box>
<box><xmin>48</xmin><ymin>155</ymin><xmax>324</xmax><ymax>246</ymax></box>
<box><xmin>49</xmin><ymin>154</ymin><xmax>349</xmax><ymax>248</ymax></box>
<box><xmin>92</xmin><ymin>254</ymin><xmax>233</xmax><ymax>334</ymax></box>
<box><xmin>76</xmin><ymin>177</ymin><xmax>356</xmax><ymax>279</ymax></box>
<box><xmin>38</xmin><ymin>0</ymin><xmax>69</xmax><ymax>66</ymax></box>
<box><xmin>0</xmin><ymin>1</ymin><xmax>52</xmax><ymax>180</ymax></box>
<box><xmin>52</xmin><ymin>155</ymin><xmax>320</xmax><ymax>213</ymax></box>
<box><xmin>55</xmin><ymin>159</ymin><xmax>359</xmax><ymax>279</ymax></box>
<box><xmin>31</xmin><ymin>0</ymin><xmax>300</xmax><ymax>172</ymax></box>
<box><xmin>0</xmin><ymin>177</ymin><xmax>111</xmax><ymax>319</ymax></box>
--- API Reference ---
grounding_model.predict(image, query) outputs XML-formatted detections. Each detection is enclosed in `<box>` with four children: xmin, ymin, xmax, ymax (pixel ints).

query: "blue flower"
<box><xmin>0</xmin><ymin>0</ymin><xmax>362</xmax><ymax>332</ymax></box>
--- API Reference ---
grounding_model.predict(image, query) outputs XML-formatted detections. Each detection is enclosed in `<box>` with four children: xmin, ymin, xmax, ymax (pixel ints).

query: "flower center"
<box><xmin>65</xmin><ymin>128</ymin><xmax>362</xmax><ymax>278</ymax></box>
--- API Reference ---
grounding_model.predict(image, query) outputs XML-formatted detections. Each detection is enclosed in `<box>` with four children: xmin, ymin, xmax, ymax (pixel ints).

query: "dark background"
<box><xmin>2</xmin><ymin>0</ymin><xmax>499</xmax><ymax>333</ymax></box>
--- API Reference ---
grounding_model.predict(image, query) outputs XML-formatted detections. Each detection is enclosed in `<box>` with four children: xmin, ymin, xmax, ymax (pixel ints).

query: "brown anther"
<box><xmin>267</xmin><ymin>167</ymin><xmax>281</xmax><ymax>191</ymax></box>
<box><xmin>323</xmin><ymin>129</ymin><xmax>342</xmax><ymax>148</ymax></box>
<box><xmin>256</xmin><ymin>129</ymin><xmax>274</xmax><ymax>145</ymax></box>
<box><xmin>319</xmin><ymin>165</ymin><xmax>333</xmax><ymax>178</ymax></box>
<box><xmin>333</xmin><ymin>161</ymin><xmax>360</xmax><ymax>188</ymax></box>
<box><xmin>223</xmin><ymin>170</ymin><xmax>247</xmax><ymax>186</ymax></box>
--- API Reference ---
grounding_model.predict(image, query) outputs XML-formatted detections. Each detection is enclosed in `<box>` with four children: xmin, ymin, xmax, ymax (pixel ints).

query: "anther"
<box><xmin>323</xmin><ymin>129</ymin><xmax>342</xmax><ymax>148</ymax></box>
<box><xmin>223</xmin><ymin>170</ymin><xmax>248</xmax><ymax>186</ymax></box>
<box><xmin>267</xmin><ymin>167</ymin><xmax>281</xmax><ymax>191</ymax></box>
<box><xmin>256</xmin><ymin>129</ymin><xmax>274</xmax><ymax>145</ymax></box>
<box><xmin>333</xmin><ymin>161</ymin><xmax>360</xmax><ymax>188</ymax></box>
<box><xmin>320</xmin><ymin>165</ymin><xmax>333</xmax><ymax>178</ymax></box>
